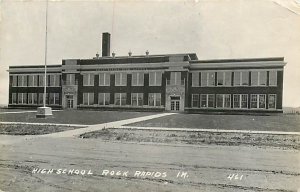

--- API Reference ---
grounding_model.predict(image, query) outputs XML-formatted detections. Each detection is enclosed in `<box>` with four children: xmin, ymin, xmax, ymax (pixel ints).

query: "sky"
<box><xmin>0</xmin><ymin>0</ymin><xmax>300</xmax><ymax>107</ymax></box>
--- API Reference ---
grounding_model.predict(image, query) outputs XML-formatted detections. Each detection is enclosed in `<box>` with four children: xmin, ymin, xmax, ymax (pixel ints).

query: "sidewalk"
<box><xmin>41</xmin><ymin>113</ymin><xmax>175</xmax><ymax>138</ymax></box>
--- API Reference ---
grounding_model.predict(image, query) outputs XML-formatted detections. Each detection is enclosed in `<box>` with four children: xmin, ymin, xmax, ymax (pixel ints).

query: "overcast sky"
<box><xmin>0</xmin><ymin>0</ymin><xmax>299</xmax><ymax>107</ymax></box>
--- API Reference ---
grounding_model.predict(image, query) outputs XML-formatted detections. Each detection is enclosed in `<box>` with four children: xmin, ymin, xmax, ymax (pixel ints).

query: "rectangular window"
<box><xmin>49</xmin><ymin>93</ymin><xmax>59</xmax><ymax>105</ymax></box>
<box><xmin>251</xmin><ymin>71</ymin><xmax>267</xmax><ymax>86</ymax></box>
<box><xmin>18</xmin><ymin>75</ymin><xmax>27</xmax><ymax>87</ymax></box>
<box><xmin>201</xmin><ymin>72</ymin><xmax>215</xmax><ymax>87</ymax></box>
<box><xmin>98</xmin><ymin>93</ymin><xmax>110</xmax><ymax>105</ymax></box>
<box><xmin>148</xmin><ymin>93</ymin><xmax>161</xmax><ymax>106</ymax></box>
<box><xmin>192</xmin><ymin>94</ymin><xmax>199</xmax><ymax>108</ymax></box>
<box><xmin>250</xmin><ymin>95</ymin><xmax>258</xmax><ymax>108</ymax></box>
<box><xmin>83</xmin><ymin>74</ymin><xmax>94</xmax><ymax>86</ymax></box>
<box><xmin>149</xmin><ymin>72</ymin><xmax>162</xmax><ymax>86</ymax></box>
<box><xmin>233</xmin><ymin>95</ymin><xmax>240</xmax><ymax>108</ymax></box>
<box><xmin>28</xmin><ymin>93</ymin><xmax>38</xmax><ymax>104</ymax></box>
<box><xmin>38</xmin><ymin>75</ymin><xmax>44</xmax><ymax>87</ymax></box>
<box><xmin>269</xmin><ymin>71</ymin><xmax>277</xmax><ymax>86</ymax></box>
<box><xmin>83</xmin><ymin>93</ymin><xmax>94</xmax><ymax>105</ymax></box>
<box><xmin>66</xmin><ymin>74</ymin><xmax>75</xmax><ymax>85</ymax></box>
<box><xmin>217</xmin><ymin>72</ymin><xmax>231</xmax><ymax>86</ymax></box>
<box><xmin>233</xmin><ymin>94</ymin><xmax>248</xmax><ymax>109</ymax></box>
<box><xmin>48</xmin><ymin>74</ymin><xmax>60</xmax><ymax>87</ymax></box>
<box><xmin>131</xmin><ymin>93</ymin><xmax>143</xmax><ymax>106</ymax></box>
<box><xmin>132</xmin><ymin>72</ymin><xmax>144</xmax><ymax>86</ymax></box>
<box><xmin>250</xmin><ymin>94</ymin><xmax>266</xmax><ymax>109</ymax></box>
<box><xmin>241</xmin><ymin>94</ymin><xmax>248</xmax><ymax>108</ymax></box>
<box><xmin>170</xmin><ymin>72</ymin><xmax>181</xmax><ymax>85</ymax></box>
<box><xmin>11</xmin><ymin>76</ymin><xmax>18</xmax><ymax>87</ymax></box>
<box><xmin>234</xmin><ymin>71</ymin><xmax>249</xmax><ymax>86</ymax></box>
<box><xmin>251</xmin><ymin>72</ymin><xmax>259</xmax><ymax>86</ymax></box>
<box><xmin>28</xmin><ymin>75</ymin><xmax>38</xmax><ymax>87</ymax></box>
<box><xmin>200</xmin><ymin>94</ymin><xmax>215</xmax><ymax>108</ymax></box>
<box><xmin>268</xmin><ymin>94</ymin><xmax>276</xmax><ymax>109</ymax></box>
<box><xmin>12</xmin><ymin>93</ymin><xmax>17</xmax><ymax>104</ymax></box>
<box><xmin>114</xmin><ymin>93</ymin><xmax>127</xmax><ymax>106</ymax></box>
<box><xmin>259</xmin><ymin>71</ymin><xmax>267</xmax><ymax>86</ymax></box>
<box><xmin>192</xmin><ymin>72</ymin><xmax>200</xmax><ymax>87</ymax></box>
<box><xmin>115</xmin><ymin>73</ymin><xmax>127</xmax><ymax>86</ymax></box>
<box><xmin>216</xmin><ymin>94</ymin><xmax>231</xmax><ymax>108</ymax></box>
<box><xmin>38</xmin><ymin>93</ymin><xmax>49</xmax><ymax>105</ymax></box>
<box><xmin>18</xmin><ymin>93</ymin><xmax>27</xmax><ymax>104</ymax></box>
<box><xmin>99</xmin><ymin>73</ymin><xmax>110</xmax><ymax>86</ymax></box>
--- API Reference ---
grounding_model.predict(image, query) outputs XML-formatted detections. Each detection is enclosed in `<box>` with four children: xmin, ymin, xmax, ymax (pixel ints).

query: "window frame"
<box><xmin>131</xmin><ymin>93</ymin><xmax>144</xmax><ymax>106</ymax></box>
<box><xmin>98</xmin><ymin>93</ymin><xmax>110</xmax><ymax>106</ymax></box>
<box><xmin>217</xmin><ymin>71</ymin><xmax>232</xmax><ymax>87</ymax></box>
<box><xmin>191</xmin><ymin>72</ymin><xmax>200</xmax><ymax>87</ymax></box>
<box><xmin>191</xmin><ymin>94</ymin><xmax>199</xmax><ymax>108</ymax></box>
<box><xmin>250</xmin><ymin>94</ymin><xmax>266</xmax><ymax>109</ymax></box>
<box><xmin>148</xmin><ymin>93</ymin><xmax>161</xmax><ymax>107</ymax></box>
<box><xmin>11</xmin><ymin>76</ymin><xmax>18</xmax><ymax>87</ymax></box>
<box><xmin>200</xmin><ymin>94</ymin><xmax>215</xmax><ymax>108</ymax></box>
<box><xmin>11</xmin><ymin>93</ymin><xmax>17</xmax><ymax>104</ymax></box>
<box><xmin>115</xmin><ymin>73</ymin><xmax>127</xmax><ymax>86</ymax></box>
<box><xmin>114</xmin><ymin>93</ymin><xmax>127</xmax><ymax>106</ymax></box>
<box><xmin>99</xmin><ymin>73</ymin><xmax>110</xmax><ymax>86</ymax></box>
<box><xmin>132</xmin><ymin>72</ymin><xmax>144</xmax><ymax>86</ymax></box>
<box><xmin>149</xmin><ymin>72</ymin><xmax>162</xmax><ymax>86</ymax></box>
<box><xmin>251</xmin><ymin>71</ymin><xmax>267</xmax><ymax>86</ymax></box>
<box><xmin>83</xmin><ymin>92</ymin><xmax>94</xmax><ymax>106</ymax></box>
<box><xmin>18</xmin><ymin>75</ymin><xmax>27</xmax><ymax>87</ymax></box>
<box><xmin>216</xmin><ymin>94</ymin><xmax>231</xmax><ymax>108</ymax></box>
<box><xmin>83</xmin><ymin>74</ymin><xmax>94</xmax><ymax>86</ymax></box>
<box><xmin>233</xmin><ymin>94</ymin><xmax>248</xmax><ymax>109</ymax></box>
<box><xmin>269</xmin><ymin>71</ymin><xmax>277</xmax><ymax>86</ymax></box>
<box><xmin>268</xmin><ymin>94</ymin><xmax>277</xmax><ymax>109</ymax></box>
<box><xmin>201</xmin><ymin>72</ymin><xmax>215</xmax><ymax>87</ymax></box>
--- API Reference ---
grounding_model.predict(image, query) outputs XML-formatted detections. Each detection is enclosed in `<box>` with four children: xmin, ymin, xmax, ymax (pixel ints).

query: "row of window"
<box><xmin>10</xmin><ymin>93</ymin><xmax>60</xmax><ymax>105</ymax></box>
<box><xmin>191</xmin><ymin>94</ymin><xmax>277</xmax><ymax>109</ymax></box>
<box><xmin>192</xmin><ymin>71</ymin><xmax>277</xmax><ymax>87</ymax></box>
<box><xmin>82</xmin><ymin>93</ymin><xmax>162</xmax><ymax>107</ymax></box>
<box><xmin>11</xmin><ymin>75</ymin><xmax>61</xmax><ymax>87</ymax></box>
<box><xmin>82</xmin><ymin>72</ymin><xmax>163</xmax><ymax>86</ymax></box>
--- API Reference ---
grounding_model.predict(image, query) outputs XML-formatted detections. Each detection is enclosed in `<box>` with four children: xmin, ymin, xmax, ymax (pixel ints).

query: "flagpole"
<box><xmin>43</xmin><ymin>0</ymin><xmax>48</xmax><ymax>107</ymax></box>
<box><xmin>37</xmin><ymin>0</ymin><xmax>52</xmax><ymax>118</ymax></box>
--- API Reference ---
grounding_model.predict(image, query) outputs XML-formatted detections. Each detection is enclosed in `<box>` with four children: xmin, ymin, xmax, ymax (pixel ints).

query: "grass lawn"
<box><xmin>0</xmin><ymin>124</ymin><xmax>84</xmax><ymax>135</ymax></box>
<box><xmin>0</xmin><ymin>110</ymin><xmax>157</xmax><ymax>125</ymax></box>
<box><xmin>126</xmin><ymin>113</ymin><xmax>300</xmax><ymax>132</ymax></box>
<box><xmin>80</xmin><ymin>128</ymin><xmax>300</xmax><ymax>149</ymax></box>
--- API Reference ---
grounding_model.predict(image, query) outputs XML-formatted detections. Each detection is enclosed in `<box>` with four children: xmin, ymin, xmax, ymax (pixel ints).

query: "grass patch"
<box><xmin>0</xmin><ymin>124</ymin><xmax>84</xmax><ymax>135</ymax></box>
<box><xmin>126</xmin><ymin>113</ymin><xmax>300</xmax><ymax>132</ymax></box>
<box><xmin>80</xmin><ymin>128</ymin><xmax>300</xmax><ymax>149</ymax></box>
<box><xmin>0</xmin><ymin>110</ymin><xmax>157</xmax><ymax>125</ymax></box>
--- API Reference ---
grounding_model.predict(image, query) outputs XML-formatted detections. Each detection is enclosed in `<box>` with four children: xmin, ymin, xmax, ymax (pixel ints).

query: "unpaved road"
<box><xmin>0</xmin><ymin>135</ymin><xmax>299</xmax><ymax>192</ymax></box>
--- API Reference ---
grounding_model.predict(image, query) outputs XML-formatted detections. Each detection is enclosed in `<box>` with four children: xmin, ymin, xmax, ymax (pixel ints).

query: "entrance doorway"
<box><xmin>170</xmin><ymin>96</ymin><xmax>180</xmax><ymax>111</ymax></box>
<box><xmin>66</xmin><ymin>95</ymin><xmax>74</xmax><ymax>109</ymax></box>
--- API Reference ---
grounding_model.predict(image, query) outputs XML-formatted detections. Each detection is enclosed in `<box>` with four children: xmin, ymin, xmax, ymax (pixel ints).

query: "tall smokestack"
<box><xmin>102</xmin><ymin>32</ymin><xmax>111</xmax><ymax>57</ymax></box>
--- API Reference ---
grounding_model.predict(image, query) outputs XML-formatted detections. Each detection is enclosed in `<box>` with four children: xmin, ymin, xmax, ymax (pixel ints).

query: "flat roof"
<box><xmin>190</xmin><ymin>57</ymin><xmax>285</xmax><ymax>64</ymax></box>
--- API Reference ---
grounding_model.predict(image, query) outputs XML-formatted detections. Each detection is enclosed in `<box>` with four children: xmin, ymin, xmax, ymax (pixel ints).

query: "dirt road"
<box><xmin>0</xmin><ymin>135</ymin><xmax>299</xmax><ymax>192</ymax></box>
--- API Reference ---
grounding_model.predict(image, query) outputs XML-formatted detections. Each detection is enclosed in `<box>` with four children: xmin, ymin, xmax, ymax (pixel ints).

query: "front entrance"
<box><xmin>170</xmin><ymin>96</ymin><xmax>180</xmax><ymax>111</ymax></box>
<box><xmin>66</xmin><ymin>95</ymin><xmax>74</xmax><ymax>109</ymax></box>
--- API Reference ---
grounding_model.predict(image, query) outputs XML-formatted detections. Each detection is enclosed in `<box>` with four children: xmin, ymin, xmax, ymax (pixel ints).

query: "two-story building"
<box><xmin>7</xmin><ymin>33</ymin><xmax>286</xmax><ymax>114</ymax></box>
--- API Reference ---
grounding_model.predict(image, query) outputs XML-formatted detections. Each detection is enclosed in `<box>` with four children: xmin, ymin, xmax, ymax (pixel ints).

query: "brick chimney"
<box><xmin>102</xmin><ymin>32</ymin><xmax>111</xmax><ymax>57</ymax></box>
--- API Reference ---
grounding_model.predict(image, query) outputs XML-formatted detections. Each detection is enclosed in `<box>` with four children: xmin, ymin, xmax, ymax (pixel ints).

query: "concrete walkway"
<box><xmin>41</xmin><ymin>113</ymin><xmax>176</xmax><ymax>138</ymax></box>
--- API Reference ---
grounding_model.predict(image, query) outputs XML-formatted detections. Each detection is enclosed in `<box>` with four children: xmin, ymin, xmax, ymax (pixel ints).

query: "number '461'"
<box><xmin>227</xmin><ymin>174</ymin><xmax>243</xmax><ymax>180</ymax></box>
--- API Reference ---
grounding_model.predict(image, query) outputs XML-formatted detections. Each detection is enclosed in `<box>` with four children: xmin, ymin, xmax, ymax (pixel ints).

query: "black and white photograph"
<box><xmin>0</xmin><ymin>0</ymin><xmax>300</xmax><ymax>191</ymax></box>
